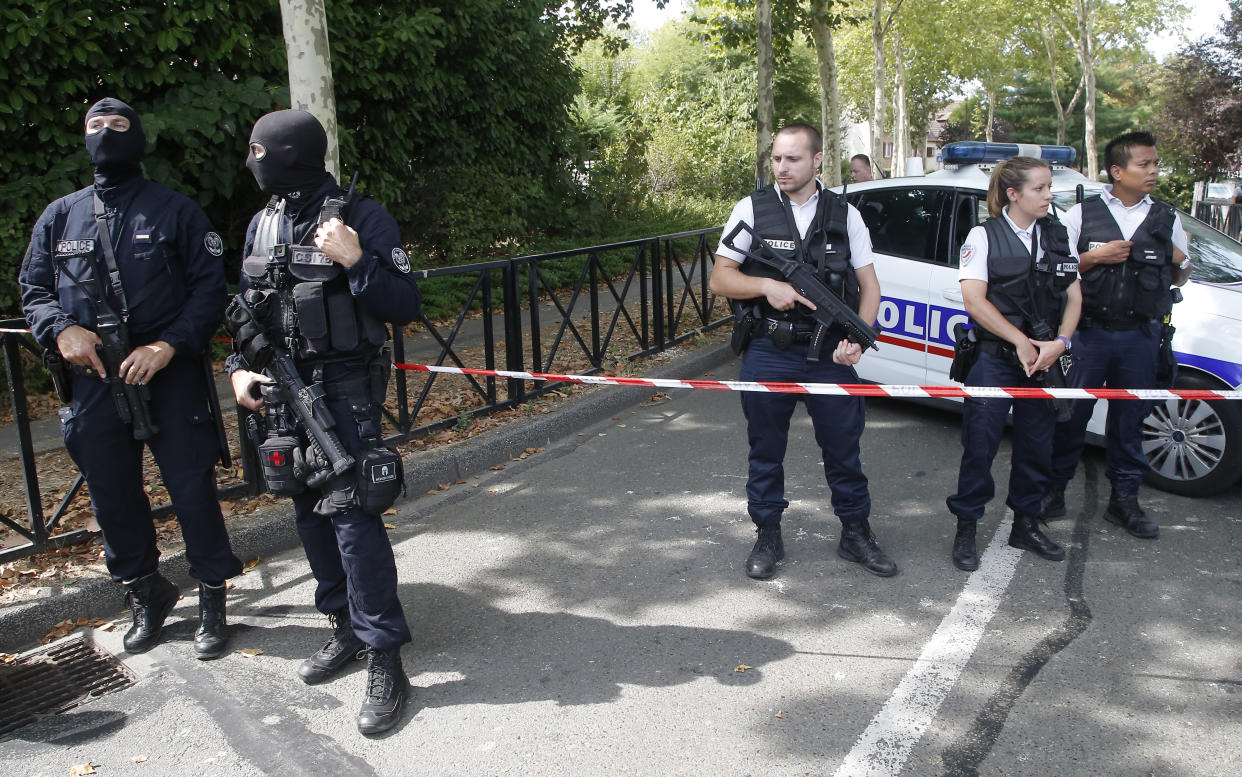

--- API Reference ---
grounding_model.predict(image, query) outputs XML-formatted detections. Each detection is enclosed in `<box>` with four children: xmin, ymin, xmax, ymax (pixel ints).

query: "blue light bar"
<box><xmin>941</xmin><ymin>142</ymin><xmax>1077</xmax><ymax>166</ymax></box>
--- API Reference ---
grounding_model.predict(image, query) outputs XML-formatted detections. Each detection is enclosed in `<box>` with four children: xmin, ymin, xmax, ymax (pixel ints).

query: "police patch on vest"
<box><xmin>766</xmin><ymin>239</ymin><xmax>797</xmax><ymax>251</ymax></box>
<box><xmin>1087</xmin><ymin>241</ymin><xmax>1105</xmax><ymax>252</ymax></box>
<box><xmin>204</xmin><ymin>231</ymin><xmax>223</xmax><ymax>257</ymax></box>
<box><xmin>55</xmin><ymin>239</ymin><xmax>94</xmax><ymax>256</ymax></box>
<box><xmin>370</xmin><ymin>460</ymin><xmax>398</xmax><ymax>482</ymax></box>
<box><xmin>291</xmin><ymin>248</ymin><xmax>333</xmax><ymax>266</ymax></box>
<box><xmin>392</xmin><ymin>247</ymin><xmax>411</xmax><ymax>273</ymax></box>
<box><xmin>960</xmin><ymin>245</ymin><xmax>975</xmax><ymax>266</ymax></box>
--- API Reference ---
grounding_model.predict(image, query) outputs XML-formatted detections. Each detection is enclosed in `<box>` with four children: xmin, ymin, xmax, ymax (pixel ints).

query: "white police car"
<box><xmin>840</xmin><ymin>141</ymin><xmax>1242</xmax><ymax>497</ymax></box>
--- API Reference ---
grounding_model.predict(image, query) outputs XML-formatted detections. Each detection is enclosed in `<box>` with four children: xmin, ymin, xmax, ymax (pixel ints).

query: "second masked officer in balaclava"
<box><xmin>20</xmin><ymin>97</ymin><xmax>243</xmax><ymax>659</ymax></box>
<box><xmin>226</xmin><ymin>109</ymin><xmax>421</xmax><ymax>736</ymax></box>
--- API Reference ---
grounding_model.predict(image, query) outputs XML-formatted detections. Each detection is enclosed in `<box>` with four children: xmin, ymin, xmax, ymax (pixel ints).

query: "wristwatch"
<box><xmin>1178</xmin><ymin>257</ymin><xmax>1192</xmax><ymax>271</ymax></box>
<box><xmin>1056</xmin><ymin>335</ymin><xmax>1072</xmax><ymax>351</ymax></box>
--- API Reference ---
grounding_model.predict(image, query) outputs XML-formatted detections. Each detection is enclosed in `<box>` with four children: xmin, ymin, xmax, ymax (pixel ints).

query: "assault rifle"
<box><xmin>722</xmin><ymin>222</ymin><xmax>880</xmax><ymax>350</ymax></box>
<box><xmin>55</xmin><ymin>261</ymin><xmax>158</xmax><ymax>440</ymax></box>
<box><xmin>231</xmin><ymin>292</ymin><xmax>355</xmax><ymax>477</ymax></box>
<box><xmin>95</xmin><ymin>310</ymin><xmax>160</xmax><ymax>440</ymax></box>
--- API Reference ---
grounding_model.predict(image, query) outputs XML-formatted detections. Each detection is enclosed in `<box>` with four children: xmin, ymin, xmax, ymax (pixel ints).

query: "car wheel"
<box><xmin>1142</xmin><ymin>372</ymin><xmax>1242</xmax><ymax>496</ymax></box>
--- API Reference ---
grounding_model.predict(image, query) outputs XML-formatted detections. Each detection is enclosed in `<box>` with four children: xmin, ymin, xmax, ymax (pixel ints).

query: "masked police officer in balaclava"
<box><xmin>227</xmin><ymin>109</ymin><xmax>421</xmax><ymax>736</ymax></box>
<box><xmin>20</xmin><ymin>97</ymin><xmax>243</xmax><ymax>659</ymax></box>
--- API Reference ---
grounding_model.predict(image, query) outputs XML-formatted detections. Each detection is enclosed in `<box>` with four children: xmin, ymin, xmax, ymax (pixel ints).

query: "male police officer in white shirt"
<box><xmin>710</xmin><ymin>123</ymin><xmax>891</xmax><ymax>580</ymax></box>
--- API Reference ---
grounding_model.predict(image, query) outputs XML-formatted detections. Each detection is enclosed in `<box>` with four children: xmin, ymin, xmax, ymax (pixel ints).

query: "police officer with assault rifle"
<box><xmin>226</xmin><ymin>109</ymin><xmax>421</xmax><ymax>736</ymax></box>
<box><xmin>20</xmin><ymin>98</ymin><xmax>243</xmax><ymax>659</ymax></box>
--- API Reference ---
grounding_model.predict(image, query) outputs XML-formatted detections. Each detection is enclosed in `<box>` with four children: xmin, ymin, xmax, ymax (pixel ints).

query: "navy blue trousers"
<box><xmin>738</xmin><ymin>336</ymin><xmax>871</xmax><ymax>528</ymax></box>
<box><xmin>1050</xmin><ymin>323</ymin><xmax>1160</xmax><ymax>494</ymax></box>
<box><xmin>291</xmin><ymin>392</ymin><xmax>410</xmax><ymax>651</ymax></box>
<box><xmin>62</xmin><ymin>356</ymin><xmax>242</xmax><ymax>583</ymax></box>
<box><xmin>947</xmin><ymin>351</ymin><xmax>1055</xmax><ymax>522</ymax></box>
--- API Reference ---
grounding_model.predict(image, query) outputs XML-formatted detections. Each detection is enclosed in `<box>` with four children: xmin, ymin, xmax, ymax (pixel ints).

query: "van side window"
<box><xmin>852</xmin><ymin>188</ymin><xmax>952</xmax><ymax>265</ymax></box>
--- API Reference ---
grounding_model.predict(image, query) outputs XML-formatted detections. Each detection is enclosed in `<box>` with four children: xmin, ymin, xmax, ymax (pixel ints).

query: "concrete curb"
<box><xmin>0</xmin><ymin>343</ymin><xmax>734</xmax><ymax>651</ymax></box>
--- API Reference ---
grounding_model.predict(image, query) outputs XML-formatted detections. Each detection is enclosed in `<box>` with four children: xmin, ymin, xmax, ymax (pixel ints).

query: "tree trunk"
<box><xmin>891</xmin><ymin>33</ymin><xmax>909</xmax><ymax>177</ymax></box>
<box><xmin>1076</xmin><ymin>0</ymin><xmax>1098</xmax><ymax>179</ymax></box>
<box><xmin>871</xmin><ymin>0</ymin><xmax>886</xmax><ymax>176</ymax></box>
<box><xmin>1042</xmin><ymin>25</ymin><xmax>1069</xmax><ymax>146</ymax></box>
<box><xmin>811</xmin><ymin>0</ymin><xmax>841</xmax><ymax>185</ymax></box>
<box><xmin>984</xmin><ymin>85</ymin><xmax>996</xmax><ymax>142</ymax></box>
<box><xmin>756</xmin><ymin>0</ymin><xmax>775</xmax><ymax>187</ymax></box>
<box><xmin>279</xmin><ymin>0</ymin><xmax>340</xmax><ymax>178</ymax></box>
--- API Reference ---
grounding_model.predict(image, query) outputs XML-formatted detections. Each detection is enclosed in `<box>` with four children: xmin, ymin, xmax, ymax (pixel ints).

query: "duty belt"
<box><xmin>1079</xmin><ymin>316</ymin><xmax>1148</xmax><ymax>331</ymax></box>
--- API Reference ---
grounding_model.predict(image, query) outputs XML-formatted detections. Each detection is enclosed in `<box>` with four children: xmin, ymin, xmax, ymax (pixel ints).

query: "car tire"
<box><xmin>1142</xmin><ymin>372</ymin><xmax>1242</xmax><ymax>496</ymax></box>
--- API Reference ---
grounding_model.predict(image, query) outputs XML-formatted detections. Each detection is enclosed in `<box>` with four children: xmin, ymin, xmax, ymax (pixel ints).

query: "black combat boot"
<box><xmin>951</xmin><ymin>519</ymin><xmax>980</xmax><ymax>571</ymax></box>
<box><xmin>1040</xmin><ymin>482</ymin><xmax>1068</xmax><ymax>520</ymax></box>
<box><xmin>1104</xmin><ymin>490</ymin><xmax>1159</xmax><ymax>538</ymax></box>
<box><xmin>745</xmin><ymin>526</ymin><xmax>784</xmax><ymax>579</ymax></box>
<box><xmin>298</xmin><ymin>606</ymin><xmax>366</xmax><ymax>684</ymax></box>
<box><xmin>357</xmin><ymin>646</ymin><xmax>410</xmax><ymax>736</ymax></box>
<box><xmin>123</xmin><ymin>573</ymin><xmax>180</xmax><ymax>654</ymax></box>
<box><xmin>1008</xmin><ymin>514</ymin><xmax>1066</xmax><ymax>561</ymax></box>
<box><xmin>193</xmin><ymin>582</ymin><xmax>229</xmax><ymax>660</ymax></box>
<box><xmin>837</xmin><ymin>519</ymin><xmax>898</xmax><ymax>577</ymax></box>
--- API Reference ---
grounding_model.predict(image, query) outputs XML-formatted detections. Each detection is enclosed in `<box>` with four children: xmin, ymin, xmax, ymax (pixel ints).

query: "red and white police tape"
<box><xmin>394</xmin><ymin>362</ymin><xmax>1242</xmax><ymax>402</ymax></box>
<box><xmin>4</xmin><ymin>325</ymin><xmax>1236</xmax><ymax>401</ymax></box>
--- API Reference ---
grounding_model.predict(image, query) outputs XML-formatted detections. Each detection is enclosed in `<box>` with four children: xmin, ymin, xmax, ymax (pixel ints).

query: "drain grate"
<box><xmin>0</xmin><ymin>633</ymin><xmax>137</xmax><ymax>738</ymax></box>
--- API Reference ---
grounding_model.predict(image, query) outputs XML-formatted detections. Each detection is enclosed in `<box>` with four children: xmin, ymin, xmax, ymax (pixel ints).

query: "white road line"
<box><xmin>832</xmin><ymin>521</ymin><xmax>1024</xmax><ymax>777</ymax></box>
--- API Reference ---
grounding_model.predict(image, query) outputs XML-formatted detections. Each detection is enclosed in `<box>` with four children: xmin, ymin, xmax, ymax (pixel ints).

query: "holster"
<box><xmin>42</xmin><ymin>348</ymin><xmax>74</xmax><ymax>404</ymax></box>
<box><xmin>949</xmin><ymin>323</ymin><xmax>979</xmax><ymax>384</ymax></box>
<box><xmin>730</xmin><ymin>301</ymin><xmax>758</xmax><ymax>355</ymax></box>
<box><xmin>1156</xmin><ymin>322</ymin><xmax>1178</xmax><ymax>388</ymax></box>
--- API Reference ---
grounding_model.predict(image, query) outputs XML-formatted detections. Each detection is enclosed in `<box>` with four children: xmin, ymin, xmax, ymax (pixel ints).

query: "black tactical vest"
<box><xmin>742</xmin><ymin>186</ymin><xmax>860</xmax><ymax>319</ymax></box>
<box><xmin>1076</xmin><ymin>196</ymin><xmax>1176</xmax><ymax>322</ymax></box>
<box><xmin>242</xmin><ymin>195</ymin><xmax>387</xmax><ymax>362</ymax></box>
<box><xmin>977</xmin><ymin>215</ymin><xmax>1078</xmax><ymax>343</ymax></box>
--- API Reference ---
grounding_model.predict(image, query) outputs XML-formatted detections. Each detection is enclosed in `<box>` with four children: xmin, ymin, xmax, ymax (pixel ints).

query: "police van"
<box><xmin>840</xmin><ymin>141</ymin><xmax>1242</xmax><ymax>497</ymax></box>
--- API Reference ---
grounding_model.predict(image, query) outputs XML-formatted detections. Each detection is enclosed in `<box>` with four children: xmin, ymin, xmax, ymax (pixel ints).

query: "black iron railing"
<box><xmin>1</xmin><ymin>228</ymin><xmax>728</xmax><ymax>562</ymax></box>
<box><xmin>1194</xmin><ymin>202</ymin><xmax>1242</xmax><ymax>241</ymax></box>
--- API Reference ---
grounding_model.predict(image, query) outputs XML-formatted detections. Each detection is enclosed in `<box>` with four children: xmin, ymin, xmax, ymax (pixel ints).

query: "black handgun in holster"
<box><xmin>1156</xmin><ymin>321</ymin><xmax>1178</xmax><ymax>387</ymax></box>
<box><xmin>730</xmin><ymin>300</ymin><xmax>759</xmax><ymax>355</ymax></box>
<box><xmin>41</xmin><ymin>348</ymin><xmax>75</xmax><ymax>404</ymax></box>
<box><xmin>949</xmin><ymin>322</ymin><xmax>979</xmax><ymax>384</ymax></box>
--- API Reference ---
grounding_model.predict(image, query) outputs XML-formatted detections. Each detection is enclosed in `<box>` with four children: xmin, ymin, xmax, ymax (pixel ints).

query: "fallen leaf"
<box><xmin>383</xmin><ymin>508</ymin><xmax>398</xmax><ymax>516</ymax></box>
<box><xmin>775</xmin><ymin>711</ymin><xmax>784</xmax><ymax>719</ymax></box>
<box><xmin>70</xmin><ymin>764</ymin><xmax>96</xmax><ymax>776</ymax></box>
<box><xmin>438</xmin><ymin>482</ymin><xmax>452</xmax><ymax>489</ymax></box>
<box><xmin>236</xmin><ymin>648</ymin><xmax>264</xmax><ymax>657</ymax></box>
<box><xmin>487</xmin><ymin>488</ymin><xmax>500</xmax><ymax>494</ymax></box>
<box><xmin>95</xmin><ymin>622</ymin><xmax>116</xmax><ymax>632</ymax></box>
<box><xmin>471</xmin><ymin>483</ymin><xmax>480</xmax><ymax>488</ymax></box>
<box><xmin>0</xmin><ymin>653</ymin><xmax>18</xmax><ymax>664</ymax></box>
<box><xmin>383</xmin><ymin>523</ymin><xmax>396</xmax><ymax>530</ymax></box>
<box><xmin>490</xmin><ymin>465</ymin><xmax>505</xmax><ymax>471</ymax></box>
<box><xmin>455</xmin><ymin>479</ymin><xmax>466</xmax><ymax>484</ymax></box>
<box><xmin>733</xmin><ymin>664</ymin><xmax>752</xmax><ymax>673</ymax></box>
<box><xmin>131</xmin><ymin>755</ymin><xmax>148</xmax><ymax>763</ymax></box>
<box><xmin>426</xmin><ymin>489</ymin><xmax>440</xmax><ymax>495</ymax></box>
<box><xmin>243</xmin><ymin>556</ymin><xmax>261</xmax><ymax>573</ymax></box>
<box><xmin>41</xmin><ymin>619</ymin><xmax>78</xmax><ymax>643</ymax></box>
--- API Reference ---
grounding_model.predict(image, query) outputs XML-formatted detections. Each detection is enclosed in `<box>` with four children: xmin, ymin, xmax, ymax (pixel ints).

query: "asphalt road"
<box><xmin>3</xmin><ymin>355</ymin><xmax>1239</xmax><ymax>777</ymax></box>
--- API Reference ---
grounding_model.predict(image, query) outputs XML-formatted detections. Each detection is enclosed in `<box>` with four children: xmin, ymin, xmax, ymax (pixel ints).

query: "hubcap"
<box><xmin>1142</xmin><ymin>398</ymin><xmax>1227</xmax><ymax>481</ymax></box>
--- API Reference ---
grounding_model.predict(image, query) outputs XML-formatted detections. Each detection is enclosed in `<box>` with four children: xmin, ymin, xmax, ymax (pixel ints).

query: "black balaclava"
<box><xmin>85</xmin><ymin>97</ymin><xmax>146</xmax><ymax>187</ymax></box>
<box><xmin>245</xmin><ymin>109</ymin><xmax>331</xmax><ymax>205</ymax></box>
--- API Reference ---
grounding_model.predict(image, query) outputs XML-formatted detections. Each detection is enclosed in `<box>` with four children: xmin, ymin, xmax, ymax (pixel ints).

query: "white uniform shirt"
<box><xmin>957</xmin><ymin>207</ymin><xmax>1080</xmax><ymax>284</ymax></box>
<box><xmin>1059</xmin><ymin>186</ymin><xmax>1189</xmax><ymax>254</ymax></box>
<box><xmin>715</xmin><ymin>184</ymin><xmax>875</xmax><ymax>270</ymax></box>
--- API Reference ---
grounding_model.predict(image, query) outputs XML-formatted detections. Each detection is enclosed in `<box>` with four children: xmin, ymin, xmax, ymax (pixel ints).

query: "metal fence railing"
<box><xmin>1193</xmin><ymin>202</ymin><xmax>1242</xmax><ymax>241</ymax></box>
<box><xmin>1</xmin><ymin>227</ymin><xmax>729</xmax><ymax>562</ymax></box>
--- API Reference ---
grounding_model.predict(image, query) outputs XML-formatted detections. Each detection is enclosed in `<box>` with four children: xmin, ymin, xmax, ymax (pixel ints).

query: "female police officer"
<box><xmin>946</xmin><ymin>156</ymin><xmax>1082</xmax><ymax>571</ymax></box>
